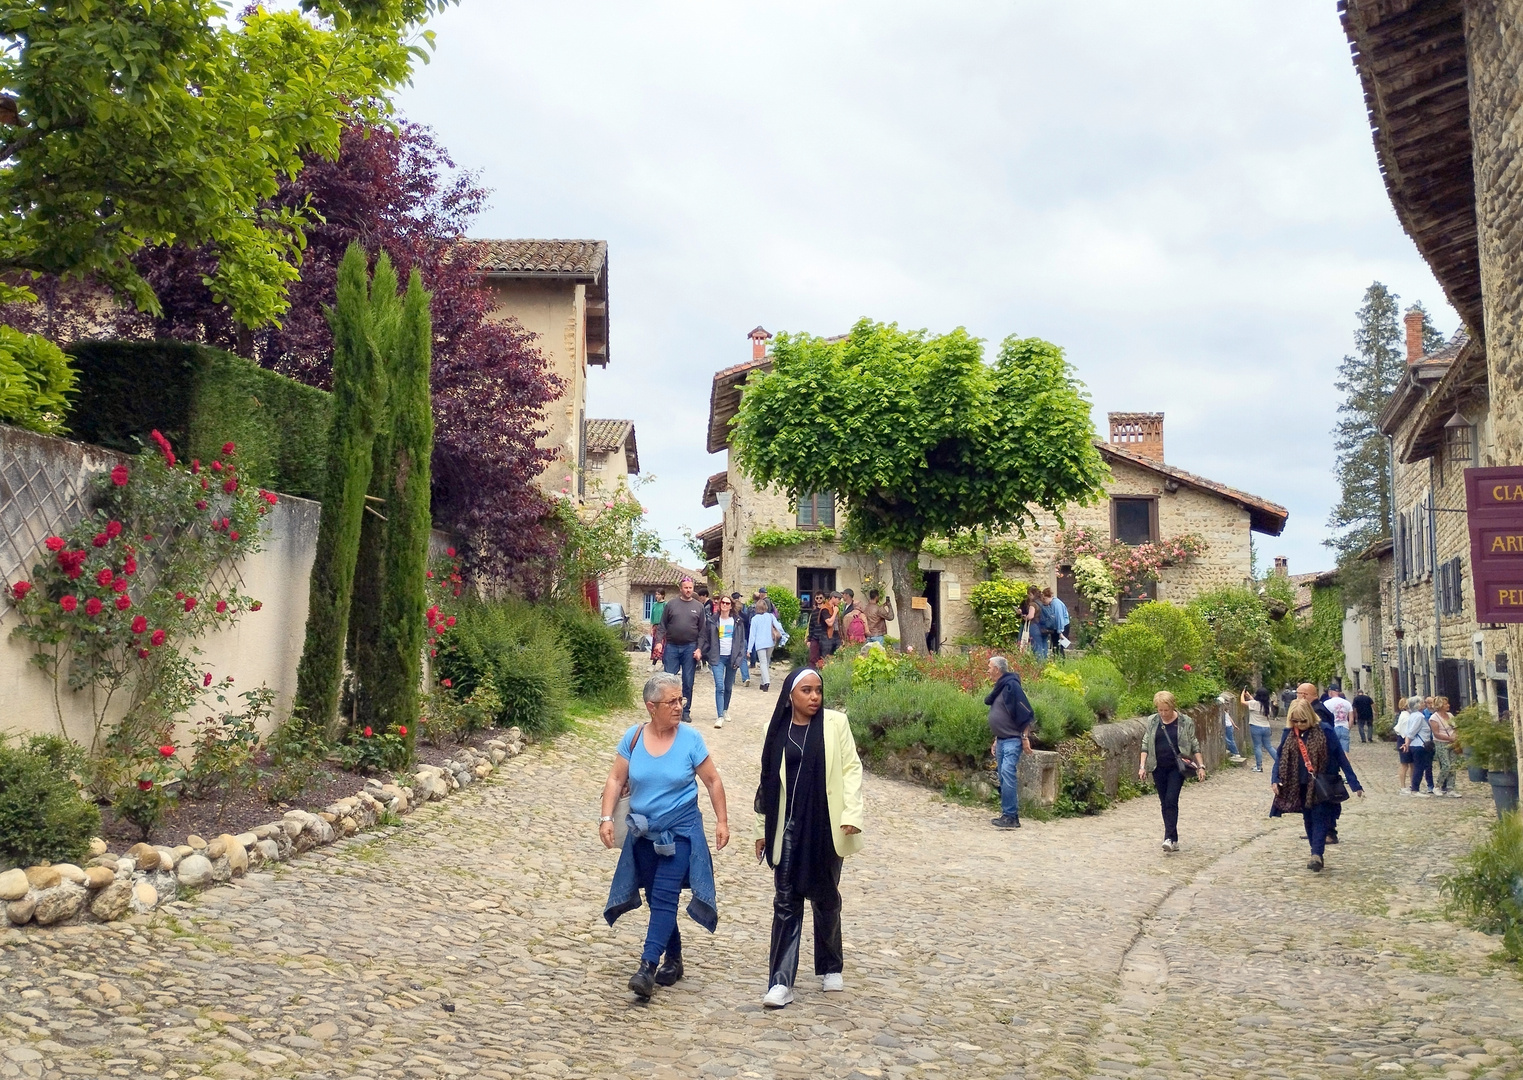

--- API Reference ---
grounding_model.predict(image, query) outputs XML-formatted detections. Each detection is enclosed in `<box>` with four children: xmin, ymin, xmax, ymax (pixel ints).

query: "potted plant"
<box><xmin>1454</xmin><ymin>705</ymin><xmax>1518</xmax><ymax>818</ymax></box>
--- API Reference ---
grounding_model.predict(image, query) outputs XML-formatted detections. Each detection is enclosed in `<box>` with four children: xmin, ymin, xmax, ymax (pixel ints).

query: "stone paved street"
<box><xmin>2</xmin><ymin>677</ymin><xmax>1521</xmax><ymax>1080</ymax></box>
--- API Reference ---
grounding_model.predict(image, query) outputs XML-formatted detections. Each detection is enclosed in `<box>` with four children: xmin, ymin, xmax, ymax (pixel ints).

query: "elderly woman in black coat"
<box><xmin>1272</xmin><ymin>699</ymin><xmax>1363</xmax><ymax>872</ymax></box>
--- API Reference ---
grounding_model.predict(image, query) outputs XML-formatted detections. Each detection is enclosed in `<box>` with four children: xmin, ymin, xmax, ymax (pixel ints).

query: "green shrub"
<box><xmin>556</xmin><ymin>605</ymin><xmax>633</xmax><ymax>705</ymax></box>
<box><xmin>1099</xmin><ymin>601</ymin><xmax>1208</xmax><ymax>697</ymax></box>
<box><xmin>1187</xmin><ymin>586</ymin><xmax>1273</xmax><ymax>689</ymax></box>
<box><xmin>438</xmin><ymin>597</ymin><xmax>573</xmax><ymax>736</ymax></box>
<box><xmin>765</xmin><ymin>584</ymin><xmax>802</xmax><ymax>631</ymax></box>
<box><xmin>0</xmin><ymin>735</ymin><xmax>100</xmax><ymax>867</ymax></box>
<box><xmin>0</xmin><ymin>326</ymin><xmax>76</xmax><ymax>435</ymax></box>
<box><xmin>1099</xmin><ymin>621</ymin><xmax>1168</xmax><ymax>692</ymax></box>
<box><xmin>67</xmin><ymin>339</ymin><xmax>331</xmax><ymax>498</ymax></box>
<box><xmin>1440</xmin><ymin>810</ymin><xmax>1523</xmax><ymax>961</ymax></box>
<box><xmin>846</xmin><ymin>679</ymin><xmax>990</xmax><ymax>765</ymax></box>
<box><xmin>966</xmin><ymin>577</ymin><xmax>1033</xmax><ymax>646</ymax></box>
<box><xmin>1058</xmin><ymin>655</ymin><xmax>1124</xmax><ymax>718</ymax></box>
<box><xmin>1054</xmin><ymin>737</ymin><xmax>1110</xmax><ymax>816</ymax></box>
<box><xmin>822</xmin><ymin>655</ymin><xmax>854</xmax><ymax>709</ymax></box>
<box><xmin>1454</xmin><ymin>705</ymin><xmax>1518</xmax><ymax>773</ymax></box>
<box><xmin>851</xmin><ymin>646</ymin><xmax>903</xmax><ymax>693</ymax></box>
<box><xmin>1027</xmin><ymin>680</ymin><xmax>1094</xmax><ymax>748</ymax></box>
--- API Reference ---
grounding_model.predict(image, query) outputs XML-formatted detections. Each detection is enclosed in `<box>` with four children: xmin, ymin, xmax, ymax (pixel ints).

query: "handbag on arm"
<box><xmin>1294</xmin><ymin>730</ymin><xmax>1348</xmax><ymax>803</ymax></box>
<box><xmin>611</xmin><ymin>722</ymin><xmax>648</xmax><ymax>849</ymax></box>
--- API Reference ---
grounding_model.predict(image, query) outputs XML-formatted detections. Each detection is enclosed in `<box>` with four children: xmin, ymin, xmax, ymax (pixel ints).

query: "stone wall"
<box><xmin>1089</xmin><ymin>703</ymin><xmax>1227</xmax><ymax>798</ymax></box>
<box><xmin>1466</xmin><ymin>0</ymin><xmax>1523</xmax><ymax>775</ymax></box>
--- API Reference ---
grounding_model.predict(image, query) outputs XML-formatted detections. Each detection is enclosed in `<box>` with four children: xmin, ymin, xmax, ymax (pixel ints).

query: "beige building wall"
<box><xmin>481</xmin><ymin>278</ymin><xmax>588</xmax><ymax>497</ymax></box>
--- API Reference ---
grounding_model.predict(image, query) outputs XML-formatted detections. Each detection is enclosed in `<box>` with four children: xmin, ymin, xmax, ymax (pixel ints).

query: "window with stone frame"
<box><xmin>1110</xmin><ymin>496</ymin><xmax>1157</xmax><ymax>546</ymax></box>
<box><xmin>797</xmin><ymin>492</ymin><xmax>836</xmax><ymax>530</ymax></box>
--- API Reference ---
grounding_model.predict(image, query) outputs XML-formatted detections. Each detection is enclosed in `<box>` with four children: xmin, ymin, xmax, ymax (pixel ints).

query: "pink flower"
<box><xmin>446</xmin><ymin>547</ymin><xmax>456</xmax><ymax>557</ymax></box>
<box><xmin>203</xmin><ymin>672</ymin><xmax>212</xmax><ymax>687</ymax></box>
<box><xmin>191</xmin><ymin>459</ymin><xmax>200</xmax><ymax>474</ymax></box>
<box><xmin>363</xmin><ymin>726</ymin><xmax>373</xmax><ymax>738</ymax></box>
<box><xmin>441</xmin><ymin>678</ymin><xmax>452</xmax><ymax>688</ymax></box>
<box><xmin>250</xmin><ymin>601</ymin><xmax>262</xmax><ymax>611</ymax></box>
<box><xmin>196</xmin><ymin>500</ymin><xmax>208</xmax><ymax>511</ymax></box>
<box><xmin>223</xmin><ymin>479</ymin><xmax>237</xmax><ymax>494</ymax></box>
<box><xmin>426</xmin><ymin>571</ymin><xmax>433</xmax><ymax>579</ymax></box>
<box><xmin>446</xmin><ymin>616</ymin><xmax>456</xmax><ymax>627</ymax></box>
<box><xmin>1182</xmin><ymin>664</ymin><xmax>1192</xmax><ymax>672</ymax></box>
<box><xmin>60</xmin><ymin>595</ymin><xmax>78</xmax><ymax>612</ymax></box>
<box><xmin>229</xmin><ymin>531</ymin><xmax>239</xmax><ymax>542</ymax></box>
<box><xmin>110</xmin><ymin>465</ymin><xmax>130</xmax><ymax>487</ymax></box>
<box><xmin>211</xmin><ymin>460</ymin><xmax>223</xmax><ymax>473</ymax></box>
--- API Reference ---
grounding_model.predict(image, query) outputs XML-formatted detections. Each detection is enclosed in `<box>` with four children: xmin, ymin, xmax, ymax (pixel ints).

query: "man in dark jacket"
<box><xmin>985</xmin><ymin>655</ymin><xmax>1035</xmax><ymax>830</ymax></box>
<box><xmin>659</xmin><ymin>577</ymin><xmax>707</xmax><ymax>723</ymax></box>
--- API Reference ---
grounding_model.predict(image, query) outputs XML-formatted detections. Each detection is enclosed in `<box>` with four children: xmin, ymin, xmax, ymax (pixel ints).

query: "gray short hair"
<box><xmin>1407</xmin><ymin>696</ymin><xmax>1423</xmax><ymax>710</ymax></box>
<box><xmin>989</xmin><ymin>655</ymin><xmax>1009</xmax><ymax>674</ymax></box>
<box><xmin>644</xmin><ymin>673</ymin><xmax>682</xmax><ymax>705</ymax></box>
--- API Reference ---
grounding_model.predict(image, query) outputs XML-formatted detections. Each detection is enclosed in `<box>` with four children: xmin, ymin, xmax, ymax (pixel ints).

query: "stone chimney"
<box><xmin>1108</xmin><ymin>412</ymin><xmax>1165</xmax><ymax>463</ymax></box>
<box><xmin>1404</xmin><ymin>308</ymin><xmax>1425</xmax><ymax>364</ymax></box>
<box><xmin>1273</xmin><ymin>556</ymin><xmax>1289</xmax><ymax>577</ymax></box>
<box><xmin>749</xmin><ymin>326</ymin><xmax>773</xmax><ymax>362</ymax></box>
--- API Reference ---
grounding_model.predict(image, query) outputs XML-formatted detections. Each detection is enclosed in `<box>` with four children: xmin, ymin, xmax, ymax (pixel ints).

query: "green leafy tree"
<box><xmin>295</xmin><ymin>245</ymin><xmax>383</xmax><ymax>739</ymax></box>
<box><xmin>731</xmin><ymin>319</ymin><xmax>1107</xmax><ymax>652</ymax></box>
<box><xmin>1187</xmin><ymin>586</ymin><xmax>1273</xmax><ymax>690</ymax></box>
<box><xmin>551</xmin><ymin>480</ymin><xmax>662</xmax><ymax>604</ymax></box>
<box><xmin>0</xmin><ymin>0</ymin><xmax>451</xmax><ymax>327</ymax></box>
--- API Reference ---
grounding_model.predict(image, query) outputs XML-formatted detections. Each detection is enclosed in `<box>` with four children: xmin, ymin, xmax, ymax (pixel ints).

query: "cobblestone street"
<box><xmin>2</xmin><ymin>677</ymin><xmax>1520</xmax><ymax>1080</ymax></box>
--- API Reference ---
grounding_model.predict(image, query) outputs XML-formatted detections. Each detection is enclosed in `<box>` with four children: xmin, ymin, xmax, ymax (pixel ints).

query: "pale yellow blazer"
<box><xmin>754</xmin><ymin>709</ymin><xmax>865</xmax><ymax>860</ymax></box>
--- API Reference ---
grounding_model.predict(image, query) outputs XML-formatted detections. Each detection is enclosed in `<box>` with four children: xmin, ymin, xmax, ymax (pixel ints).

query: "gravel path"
<box><xmin>2</xmin><ymin>676</ymin><xmax>1519</xmax><ymax>1080</ymax></box>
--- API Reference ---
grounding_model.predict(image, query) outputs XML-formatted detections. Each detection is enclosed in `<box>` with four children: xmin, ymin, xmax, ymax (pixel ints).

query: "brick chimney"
<box><xmin>749</xmin><ymin>326</ymin><xmax>773</xmax><ymax>361</ymax></box>
<box><xmin>1404</xmin><ymin>308</ymin><xmax>1425</xmax><ymax>364</ymax></box>
<box><xmin>1108</xmin><ymin>412</ymin><xmax>1165</xmax><ymax>463</ymax></box>
<box><xmin>1273</xmin><ymin>556</ymin><xmax>1289</xmax><ymax>577</ymax></box>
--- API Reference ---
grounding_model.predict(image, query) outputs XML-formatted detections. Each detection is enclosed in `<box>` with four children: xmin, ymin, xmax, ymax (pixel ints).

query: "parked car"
<box><xmin>600</xmin><ymin>602</ymin><xmax>631</xmax><ymax>643</ymax></box>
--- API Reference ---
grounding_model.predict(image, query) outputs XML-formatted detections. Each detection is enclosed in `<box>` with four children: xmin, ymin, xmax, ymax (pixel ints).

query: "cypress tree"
<box><xmin>294</xmin><ymin>244</ymin><xmax>381</xmax><ymax>740</ymax></box>
<box><xmin>348</xmin><ymin>254</ymin><xmax>401</xmax><ymax>732</ymax></box>
<box><xmin>375</xmin><ymin>270</ymin><xmax>434</xmax><ymax>737</ymax></box>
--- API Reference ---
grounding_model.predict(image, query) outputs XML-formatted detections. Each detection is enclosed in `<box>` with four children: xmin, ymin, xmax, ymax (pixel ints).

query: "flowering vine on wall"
<box><xmin>1055</xmin><ymin>527</ymin><xmax>1208</xmax><ymax>601</ymax></box>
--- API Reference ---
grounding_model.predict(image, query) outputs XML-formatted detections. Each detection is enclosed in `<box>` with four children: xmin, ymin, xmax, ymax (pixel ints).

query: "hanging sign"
<box><xmin>1465</xmin><ymin>466</ymin><xmax>1523</xmax><ymax>623</ymax></box>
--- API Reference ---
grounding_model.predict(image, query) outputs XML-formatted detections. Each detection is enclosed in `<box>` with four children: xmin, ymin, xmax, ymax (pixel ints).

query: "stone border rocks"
<box><xmin>2</xmin><ymin>729</ymin><xmax>525</xmax><ymax>929</ymax></box>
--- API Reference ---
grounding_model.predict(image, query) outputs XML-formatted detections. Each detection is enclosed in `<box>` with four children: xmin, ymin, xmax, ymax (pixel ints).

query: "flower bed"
<box><xmin>0</xmin><ymin>729</ymin><xmax>525</xmax><ymax>928</ymax></box>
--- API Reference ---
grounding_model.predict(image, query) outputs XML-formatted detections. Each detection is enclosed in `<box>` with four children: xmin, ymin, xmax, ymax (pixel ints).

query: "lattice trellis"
<box><xmin>1</xmin><ymin>428</ymin><xmax>244</xmax><ymax>628</ymax></box>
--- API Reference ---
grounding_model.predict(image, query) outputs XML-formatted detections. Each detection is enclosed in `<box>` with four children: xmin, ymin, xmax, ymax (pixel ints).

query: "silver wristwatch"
<box><xmin>599</xmin><ymin>816</ymin><xmax>614</xmax><ymax>823</ymax></box>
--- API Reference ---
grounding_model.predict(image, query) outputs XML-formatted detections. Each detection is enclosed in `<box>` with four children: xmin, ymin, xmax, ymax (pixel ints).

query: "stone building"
<box><xmin>468</xmin><ymin>239</ymin><xmax>610</xmax><ymax>498</ymax></box>
<box><xmin>1341</xmin><ymin>1</ymin><xmax>1522</xmax><ymax>760</ymax></box>
<box><xmin>622</xmin><ymin>557</ymin><xmax>704</xmax><ymax>637</ymax></box>
<box><xmin>703</xmin><ymin>331</ymin><xmax>1288</xmax><ymax>648</ymax></box>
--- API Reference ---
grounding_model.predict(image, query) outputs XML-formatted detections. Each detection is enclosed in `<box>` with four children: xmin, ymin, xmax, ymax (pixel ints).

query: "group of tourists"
<box><xmin>806</xmin><ymin>589</ymin><xmax>894</xmax><ymax>667</ymax></box>
<box><xmin>1395</xmin><ymin>694</ymin><xmax>1464</xmax><ymax>797</ymax></box>
<box><xmin>1019</xmin><ymin>587</ymin><xmax>1069</xmax><ymax>660</ymax></box>
<box><xmin>650</xmin><ymin>577</ymin><xmax>792</xmax><ymax>727</ymax></box>
<box><xmin>600</xmin><ymin>668</ymin><xmax>864</xmax><ymax>1008</ymax></box>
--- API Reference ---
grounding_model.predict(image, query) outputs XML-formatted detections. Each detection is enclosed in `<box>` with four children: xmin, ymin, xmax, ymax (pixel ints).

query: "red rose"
<box><xmin>441</xmin><ymin>678</ymin><xmax>452</xmax><ymax>688</ymax></box>
<box><xmin>123</xmin><ymin>555</ymin><xmax>137</xmax><ymax>575</ymax></box>
<box><xmin>115</xmin><ymin>596</ymin><xmax>132</xmax><ymax>611</ymax></box>
<box><xmin>446</xmin><ymin>615</ymin><xmax>456</xmax><ymax>627</ymax></box>
<box><xmin>138</xmin><ymin>648</ymin><xmax>149</xmax><ymax>659</ymax></box>
<box><xmin>224</xmin><ymin>479</ymin><xmax>237</xmax><ymax>494</ymax></box>
<box><xmin>229</xmin><ymin>530</ymin><xmax>239</xmax><ymax>542</ymax></box>
<box><xmin>45</xmin><ymin>536</ymin><xmax>65</xmax><ymax>552</ymax></box>
<box><xmin>10</xmin><ymin>581</ymin><xmax>31</xmax><ymax>600</ymax></box>
<box><xmin>175</xmin><ymin>592</ymin><xmax>184</xmax><ymax>600</ymax></box>
<box><xmin>60</xmin><ymin>595</ymin><xmax>78</xmax><ymax>612</ymax></box>
<box><xmin>84</xmin><ymin>597</ymin><xmax>103</xmax><ymax>616</ymax></box>
<box><xmin>150</xmin><ymin>629</ymin><xmax>166</xmax><ymax>647</ymax></box>
<box><xmin>211</xmin><ymin>460</ymin><xmax>223</xmax><ymax>472</ymax></box>
<box><xmin>1182</xmin><ymin>664</ymin><xmax>1192</xmax><ymax>672</ymax></box>
<box><xmin>426</xmin><ymin>571</ymin><xmax>433</xmax><ymax>579</ymax></box>
<box><xmin>191</xmin><ymin>459</ymin><xmax>200</xmax><ymax>474</ymax></box>
<box><xmin>250</xmin><ymin>601</ymin><xmax>262</xmax><ymax>611</ymax></box>
<box><xmin>201</xmin><ymin>478</ymin><xmax>209</xmax><ymax>490</ymax></box>
<box><xmin>184</xmin><ymin>596</ymin><xmax>197</xmax><ymax>612</ymax></box>
<box><xmin>159</xmin><ymin>745</ymin><xmax>175</xmax><ymax>758</ymax></box>
<box><xmin>222</xmin><ymin>441</ymin><xmax>235</xmax><ymax>455</ymax></box>
<box><xmin>113</xmin><ymin>578</ymin><xmax>128</xmax><ymax>593</ymax></box>
<box><xmin>226</xmin><ymin>676</ymin><xmax>233</xmax><ymax>683</ymax></box>
<box><xmin>131</xmin><ymin>615</ymin><xmax>148</xmax><ymax>634</ymax></box>
<box><xmin>221</xmin><ymin>518</ymin><xmax>230</xmax><ymax>530</ymax></box>
<box><xmin>106</xmin><ymin>520</ymin><xmax>122</xmax><ymax>539</ymax></box>
<box><xmin>138</xmin><ymin>779</ymin><xmax>154</xmax><ymax>791</ymax></box>
<box><xmin>149</xmin><ymin>429</ymin><xmax>176</xmax><ymax>467</ymax></box>
<box><xmin>97</xmin><ymin>567</ymin><xmax>114</xmax><ymax>587</ymax></box>
<box><xmin>447</xmin><ymin>547</ymin><xmax>456</xmax><ymax>557</ymax></box>
<box><xmin>92</xmin><ymin>532</ymin><xmax>108</xmax><ymax>547</ymax></box>
<box><xmin>110</xmin><ymin>465</ymin><xmax>130</xmax><ymax>487</ymax></box>
<box><xmin>363</xmin><ymin>726</ymin><xmax>373</xmax><ymax>738</ymax></box>
<box><xmin>215</xmin><ymin>599</ymin><xmax>227</xmax><ymax>613</ymax></box>
<box><xmin>430</xmin><ymin>649</ymin><xmax>437</xmax><ymax>657</ymax></box>
<box><xmin>398</xmin><ymin>725</ymin><xmax>408</xmax><ymax>737</ymax></box>
<box><xmin>263</xmin><ymin>491</ymin><xmax>278</xmax><ymax>506</ymax></box>
<box><xmin>196</xmin><ymin>500</ymin><xmax>208</xmax><ymax>511</ymax></box>
<box><xmin>203</xmin><ymin>672</ymin><xmax>213</xmax><ymax>686</ymax></box>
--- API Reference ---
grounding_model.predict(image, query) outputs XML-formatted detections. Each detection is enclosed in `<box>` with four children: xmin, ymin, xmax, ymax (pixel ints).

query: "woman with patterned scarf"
<box><xmin>1271</xmin><ymin>699</ymin><xmax>1364</xmax><ymax>872</ymax></box>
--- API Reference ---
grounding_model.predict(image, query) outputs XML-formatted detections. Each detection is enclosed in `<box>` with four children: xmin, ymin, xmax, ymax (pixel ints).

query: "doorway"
<box><xmin>796</xmin><ymin>567</ymin><xmax>836</xmax><ymax>614</ymax></box>
<box><xmin>921</xmin><ymin>570</ymin><xmax>941</xmax><ymax>654</ymax></box>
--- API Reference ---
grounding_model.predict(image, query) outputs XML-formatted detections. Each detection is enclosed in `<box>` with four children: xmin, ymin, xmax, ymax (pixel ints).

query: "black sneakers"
<box><xmin>990</xmin><ymin>815</ymin><xmax>1021</xmax><ymax>829</ymax></box>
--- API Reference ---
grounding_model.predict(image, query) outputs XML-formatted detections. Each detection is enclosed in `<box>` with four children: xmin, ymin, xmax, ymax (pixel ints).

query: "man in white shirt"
<box><xmin>1325</xmin><ymin>689</ymin><xmax>1354</xmax><ymax>755</ymax></box>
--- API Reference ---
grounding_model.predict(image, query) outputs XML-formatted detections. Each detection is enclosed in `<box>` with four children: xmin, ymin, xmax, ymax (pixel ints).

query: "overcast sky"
<box><xmin>398</xmin><ymin>1</ymin><xmax>1456</xmax><ymax>578</ymax></box>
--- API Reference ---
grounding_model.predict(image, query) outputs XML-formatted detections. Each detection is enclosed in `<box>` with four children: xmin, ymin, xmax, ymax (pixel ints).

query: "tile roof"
<box><xmin>585</xmin><ymin>419</ymin><xmax>638</xmax><ymax>474</ymax></box>
<box><xmin>701</xmin><ymin>470</ymin><xmax>729</xmax><ymax>508</ymax></box>
<box><xmin>1098</xmin><ymin>442</ymin><xmax>1288</xmax><ymax>536</ymax></box>
<box><xmin>706</xmin><ymin>356</ymin><xmax>771</xmax><ymax>454</ymax></box>
<box><xmin>628</xmin><ymin>557</ymin><xmax>702</xmax><ymax>586</ymax></box>
<box><xmin>468</xmin><ymin>239</ymin><xmax>607</xmax><ymax>279</ymax></box>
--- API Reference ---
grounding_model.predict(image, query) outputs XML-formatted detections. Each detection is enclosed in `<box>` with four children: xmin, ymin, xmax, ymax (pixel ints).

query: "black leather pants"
<box><xmin>767</xmin><ymin>822</ymin><xmax>844</xmax><ymax>988</ymax></box>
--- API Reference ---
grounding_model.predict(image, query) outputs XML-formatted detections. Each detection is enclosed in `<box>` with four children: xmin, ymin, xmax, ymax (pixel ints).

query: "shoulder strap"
<box><xmin>1294</xmin><ymin>730</ymin><xmax>1315</xmax><ymax>772</ymax></box>
<box><xmin>625</xmin><ymin>722</ymin><xmax>648</xmax><ymax>757</ymax></box>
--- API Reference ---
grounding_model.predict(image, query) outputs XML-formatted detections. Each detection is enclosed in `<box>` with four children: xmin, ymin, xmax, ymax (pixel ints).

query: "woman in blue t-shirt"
<box><xmin>600</xmin><ymin>672</ymin><xmax>730</xmax><ymax>999</ymax></box>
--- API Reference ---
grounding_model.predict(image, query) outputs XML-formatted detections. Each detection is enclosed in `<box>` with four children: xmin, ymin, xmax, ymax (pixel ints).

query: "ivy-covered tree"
<box><xmin>731</xmin><ymin>319</ymin><xmax>1108</xmax><ymax>652</ymax></box>
<box><xmin>295</xmin><ymin>245</ymin><xmax>383</xmax><ymax>738</ymax></box>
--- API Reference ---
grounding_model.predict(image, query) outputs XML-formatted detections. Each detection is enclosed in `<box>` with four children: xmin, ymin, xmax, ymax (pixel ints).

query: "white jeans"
<box><xmin>755</xmin><ymin>647</ymin><xmax>773</xmax><ymax>687</ymax></box>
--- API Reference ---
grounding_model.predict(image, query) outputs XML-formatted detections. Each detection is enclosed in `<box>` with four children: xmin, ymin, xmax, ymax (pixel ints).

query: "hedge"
<box><xmin>66</xmin><ymin>339</ymin><xmax>331</xmax><ymax>499</ymax></box>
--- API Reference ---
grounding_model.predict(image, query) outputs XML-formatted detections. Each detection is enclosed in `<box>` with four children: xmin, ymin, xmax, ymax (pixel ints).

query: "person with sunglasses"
<box><xmin>704</xmin><ymin>594</ymin><xmax>749</xmax><ymax>728</ymax></box>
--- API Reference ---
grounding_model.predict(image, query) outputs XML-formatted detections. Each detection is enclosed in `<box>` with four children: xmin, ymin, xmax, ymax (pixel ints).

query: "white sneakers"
<box><xmin>763</xmin><ymin>983</ymin><xmax>794</xmax><ymax>1008</ymax></box>
<box><xmin>822</xmin><ymin>973</ymin><xmax>844</xmax><ymax>992</ymax></box>
<box><xmin>714</xmin><ymin>717</ymin><xmax>724</xmax><ymax>728</ymax></box>
<box><xmin>1447</xmin><ymin>791</ymin><xmax>1464</xmax><ymax>798</ymax></box>
<box><xmin>1161</xmin><ymin>839</ymin><xmax>1178</xmax><ymax>852</ymax></box>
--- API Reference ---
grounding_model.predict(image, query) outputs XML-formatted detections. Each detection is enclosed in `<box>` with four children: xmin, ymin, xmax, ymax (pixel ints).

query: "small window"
<box><xmin>588</xmin><ymin>453</ymin><xmax>606</xmax><ymax>472</ymax></box>
<box><xmin>643</xmin><ymin>591</ymin><xmax>658</xmax><ymax>621</ymax></box>
<box><xmin>797</xmin><ymin>492</ymin><xmax>835</xmax><ymax>530</ymax></box>
<box><xmin>1111</xmin><ymin>497</ymin><xmax>1155</xmax><ymax>546</ymax></box>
